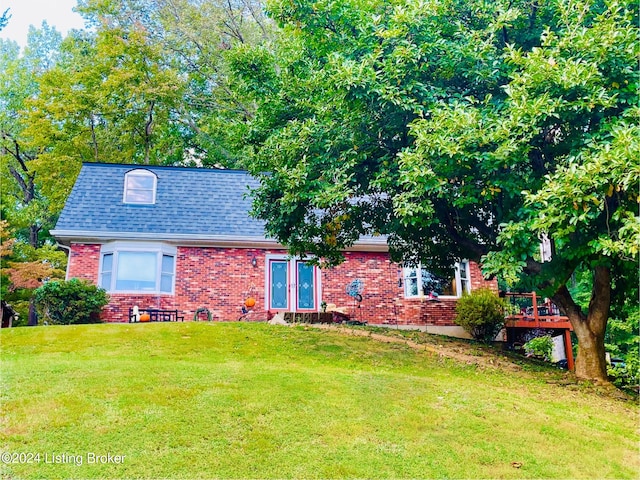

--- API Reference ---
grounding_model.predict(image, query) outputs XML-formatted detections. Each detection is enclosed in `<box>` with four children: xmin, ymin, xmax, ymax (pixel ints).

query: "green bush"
<box><xmin>455</xmin><ymin>288</ymin><xmax>506</xmax><ymax>343</ymax></box>
<box><xmin>524</xmin><ymin>335</ymin><xmax>554</xmax><ymax>361</ymax></box>
<box><xmin>35</xmin><ymin>279</ymin><xmax>109</xmax><ymax>325</ymax></box>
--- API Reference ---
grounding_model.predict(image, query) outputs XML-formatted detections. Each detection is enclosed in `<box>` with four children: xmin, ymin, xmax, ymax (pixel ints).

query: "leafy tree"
<box><xmin>0</xmin><ymin>26</ymin><xmax>71</xmax><ymax>325</ymax></box>
<box><xmin>240</xmin><ymin>0</ymin><xmax>638</xmax><ymax>382</ymax></box>
<box><xmin>0</xmin><ymin>221</ymin><xmax>66</xmax><ymax>326</ymax></box>
<box><xmin>23</xmin><ymin>0</ymin><xmax>273</xmax><ymax>182</ymax></box>
<box><xmin>0</xmin><ymin>25</ymin><xmax>63</xmax><ymax>246</ymax></box>
<box><xmin>570</xmin><ymin>265</ymin><xmax>639</xmax><ymax>385</ymax></box>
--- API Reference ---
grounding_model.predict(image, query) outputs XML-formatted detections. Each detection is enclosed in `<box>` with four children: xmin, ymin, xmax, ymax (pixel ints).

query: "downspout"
<box><xmin>56</xmin><ymin>243</ymin><xmax>71</xmax><ymax>281</ymax></box>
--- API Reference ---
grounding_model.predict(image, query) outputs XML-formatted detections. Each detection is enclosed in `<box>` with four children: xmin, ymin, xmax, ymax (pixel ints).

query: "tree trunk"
<box><xmin>27</xmin><ymin>298</ymin><xmax>38</xmax><ymax>326</ymax></box>
<box><xmin>29</xmin><ymin>224</ymin><xmax>40</xmax><ymax>248</ymax></box>
<box><xmin>552</xmin><ymin>266</ymin><xmax>610</xmax><ymax>383</ymax></box>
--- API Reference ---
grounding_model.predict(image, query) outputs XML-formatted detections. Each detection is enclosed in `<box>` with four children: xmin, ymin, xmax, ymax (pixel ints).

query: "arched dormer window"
<box><xmin>124</xmin><ymin>169</ymin><xmax>157</xmax><ymax>204</ymax></box>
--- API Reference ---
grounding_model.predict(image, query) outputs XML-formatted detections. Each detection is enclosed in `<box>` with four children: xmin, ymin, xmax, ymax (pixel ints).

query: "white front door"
<box><xmin>266</xmin><ymin>257</ymin><xmax>320</xmax><ymax>312</ymax></box>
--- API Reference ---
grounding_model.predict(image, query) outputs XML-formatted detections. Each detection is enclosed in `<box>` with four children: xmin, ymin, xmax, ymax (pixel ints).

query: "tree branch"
<box><xmin>442</xmin><ymin>212</ymin><xmax>488</xmax><ymax>260</ymax></box>
<box><xmin>1</xmin><ymin>132</ymin><xmax>35</xmax><ymax>172</ymax></box>
<box><xmin>552</xmin><ymin>284</ymin><xmax>586</xmax><ymax>322</ymax></box>
<box><xmin>8</xmin><ymin>166</ymin><xmax>34</xmax><ymax>203</ymax></box>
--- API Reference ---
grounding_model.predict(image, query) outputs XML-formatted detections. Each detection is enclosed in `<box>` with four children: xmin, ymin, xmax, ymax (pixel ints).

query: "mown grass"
<box><xmin>1</xmin><ymin>322</ymin><xmax>638</xmax><ymax>479</ymax></box>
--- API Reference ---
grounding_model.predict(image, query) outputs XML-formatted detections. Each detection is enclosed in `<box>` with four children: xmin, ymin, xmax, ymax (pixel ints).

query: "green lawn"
<box><xmin>1</xmin><ymin>322</ymin><xmax>638</xmax><ymax>479</ymax></box>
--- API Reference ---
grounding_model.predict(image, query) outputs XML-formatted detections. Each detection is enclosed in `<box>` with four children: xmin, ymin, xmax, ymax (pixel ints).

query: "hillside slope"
<box><xmin>1</xmin><ymin>322</ymin><xmax>638</xmax><ymax>479</ymax></box>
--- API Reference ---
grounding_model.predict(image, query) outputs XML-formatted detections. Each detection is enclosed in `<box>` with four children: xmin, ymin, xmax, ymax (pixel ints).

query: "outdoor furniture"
<box><xmin>129</xmin><ymin>308</ymin><xmax>184</xmax><ymax>323</ymax></box>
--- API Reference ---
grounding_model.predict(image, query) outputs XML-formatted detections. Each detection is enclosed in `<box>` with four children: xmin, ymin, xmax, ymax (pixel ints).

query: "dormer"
<box><xmin>123</xmin><ymin>169</ymin><xmax>157</xmax><ymax>204</ymax></box>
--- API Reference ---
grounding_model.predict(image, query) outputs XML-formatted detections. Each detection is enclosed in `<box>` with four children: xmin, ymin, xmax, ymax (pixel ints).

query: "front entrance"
<box><xmin>266</xmin><ymin>257</ymin><xmax>320</xmax><ymax>312</ymax></box>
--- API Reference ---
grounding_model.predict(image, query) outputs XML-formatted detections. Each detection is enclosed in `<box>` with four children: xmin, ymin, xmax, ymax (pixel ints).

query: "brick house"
<box><xmin>52</xmin><ymin>163</ymin><xmax>497</xmax><ymax>335</ymax></box>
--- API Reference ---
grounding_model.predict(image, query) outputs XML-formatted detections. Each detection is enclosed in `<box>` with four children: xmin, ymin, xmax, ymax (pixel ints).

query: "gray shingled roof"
<box><xmin>53</xmin><ymin>163</ymin><xmax>267</xmax><ymax>240</ymax></box>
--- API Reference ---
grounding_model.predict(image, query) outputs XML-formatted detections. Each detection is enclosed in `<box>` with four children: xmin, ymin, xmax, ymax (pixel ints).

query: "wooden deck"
<box><xmin>503</xmin><ymin>292</ymin><xmax>575</xmax><ymax>371</ymax></box>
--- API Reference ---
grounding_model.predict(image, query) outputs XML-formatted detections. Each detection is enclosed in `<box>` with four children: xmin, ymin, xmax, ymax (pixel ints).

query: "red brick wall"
<box><xmin>320</xmin><ymin>253</ymin><xmax>497</xmax><ymax>326</ymax></box>
<box><xmin>67</xmin><ymin>244</ymin><xmax>497</xmax><ymax>325</ymax></box>
<box><xmin>174</xmin><ymin>247</ymin><xmax>277</xmax><ymax>323</ymax></box>
<box><xmin>67</xmin><ymin>244</ymin><xmax>101</xmax><ymax>282</ymax></box>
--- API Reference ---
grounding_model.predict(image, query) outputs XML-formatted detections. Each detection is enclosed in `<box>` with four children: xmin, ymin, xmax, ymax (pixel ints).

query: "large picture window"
<box><xmin>403</xmin><ymin>261</ymin><xmax>470</xmax><ymax>299</ymax></box>
<box><xmin>99</xmin><ymin>243</ymin><xmax>175</xmax><ymax>294</ymax></box>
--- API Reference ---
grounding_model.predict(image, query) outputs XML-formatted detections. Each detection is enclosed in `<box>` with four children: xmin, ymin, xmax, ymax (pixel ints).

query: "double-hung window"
<box><xmin>403</xmin><ymin>261</ymin><xmax>471</xmax><ymax>298</ymax></box>
<box><xmin>99</xmin><ymin>243</ymin><xmax>176</xmax><ymax>294</ymax></box>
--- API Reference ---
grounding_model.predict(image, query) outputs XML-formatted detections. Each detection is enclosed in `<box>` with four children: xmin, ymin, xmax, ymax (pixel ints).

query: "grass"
<box><xmin>1</xmin><ymin>322</ymin><xmax>638</xmax><ymax>479</ymax></box>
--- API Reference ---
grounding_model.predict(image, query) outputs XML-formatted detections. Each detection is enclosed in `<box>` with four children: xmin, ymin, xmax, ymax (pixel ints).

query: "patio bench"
<box><xmin>129</xmin><ymin>308</ymin><xmax>184</xmax><ymax>323</ymax></box>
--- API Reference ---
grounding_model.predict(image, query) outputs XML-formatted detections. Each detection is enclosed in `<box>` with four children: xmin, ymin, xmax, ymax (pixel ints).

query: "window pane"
<box><xmin>459</xmin><ymin>262</ymin><xmax>469</xmax><ymax>294</ymax></box>
<box><xmin>100</xmin><ymin>253</ymin><xmax>113</xmax><ymax>289</ymax></box>
<box><xmin>439</xmin><ymin>276</ymin><xmax>457</xmax><ymax>296</ymax></box>
<box><xmin>160</xmin><ymin>274</ymin><xmax>173</xmax><ymax>293</ymax></box>
<box><xmin>116</xmin><ymin>252</ymin><xmax>157</xmax><ymax>291</ymax></box>
<box><xmin>102</xmin><ymin>253</ymin><xmax>113</xmax><ymax>272</ymax></box>
<box><xmin>124</xmin><ymin>172</ymin><xmax>155</xmax><ymax>204</ymax></box>
<box><xmin>421</xmin><ymin>268</ymin><xmax>456</xmax><ymax>296</ymax></box>
<box><xmin>404</xmin><ymin>268</ymin><xmax>419</xmax><ymax>296</ymax></box>
<box><xmin>459</xmin><ymin>261</ymin><xmax>469</xmax><ymax>279</ymax></box>
<box><xmin>421</xmin><ymin>270</ymin><xmax>439</xmax><ymax>295</ymax></box>
<box><xmin>100</xmin><ymin>273</ymin><xmax>112</xmax><ymax>290</ymax></box>
<box><xmin>297</xmin><ymin>262</ymin><xmax>315</xmax><ymax>309</ymax></box>
<box><xmin>161</xmin><ymin>255</ymin><xmax>174</xmax><ymax>274</ymax></box>
<box><xmin>126</xmin><ymin>175</ymin><xmax>154</xmax><ymax>189</ymax></box>
<box><xmin>125</xmin><ymin>189</ymin><xmax>154</xmax><ymax>203</ymax></box>
<box><xmin>270</xmin><ymin>261</ymin><xmax>288</xmax><ymax>309</ymax></box>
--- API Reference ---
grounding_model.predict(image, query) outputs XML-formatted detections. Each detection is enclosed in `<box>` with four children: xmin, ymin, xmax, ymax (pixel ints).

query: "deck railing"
<box><xmin>503</xmin><ymin>292</ymin><xmax>572</xmax><ymax>330</ymax></box>
<box><xmin>503</xmin><ymin>291</ymin><xmax>575</xmax><ymax>371</ymax></box>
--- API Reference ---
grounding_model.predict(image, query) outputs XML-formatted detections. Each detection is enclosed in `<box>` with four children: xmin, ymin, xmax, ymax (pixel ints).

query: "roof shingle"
<box><xmin>53</xmin><ymin>163</ymin><xmax>266</xmax><ymax>239</ymax></box>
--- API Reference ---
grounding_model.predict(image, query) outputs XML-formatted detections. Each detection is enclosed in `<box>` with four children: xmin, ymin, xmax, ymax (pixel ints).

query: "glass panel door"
<box><xmin>270</xmin><ymin>260</ymin><xmax>289</xmax><ymax>309</ymax></box>
<box><xmin>296</xmin><ymin>261</ymin><xmax>315</xmax><ymax>310</ymax></box>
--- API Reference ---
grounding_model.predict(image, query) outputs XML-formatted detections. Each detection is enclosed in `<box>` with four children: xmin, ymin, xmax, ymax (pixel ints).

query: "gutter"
<box><xmin>50</xmin><ymin>230</ymin><xmax>390</xmax><ymax>252</ymax></box>
<box><xmin>55</xmin><ymin>243</ymin><xmax>71</xmax><ymax>281</ymax></box>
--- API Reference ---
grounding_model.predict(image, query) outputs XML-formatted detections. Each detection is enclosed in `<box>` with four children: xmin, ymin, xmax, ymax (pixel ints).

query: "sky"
<box><xmin>0</xmin><ymin>0</ymin><xmax>85</xmax><ymax>47</ymax></box>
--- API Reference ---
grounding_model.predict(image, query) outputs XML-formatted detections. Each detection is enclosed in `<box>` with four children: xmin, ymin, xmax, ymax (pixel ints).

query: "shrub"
<box><xmin>35</xmin><ymin>279</ymin><xmax>109</xmax><ymax>325</ymax></box>
<box><xmin>524</xmin><ymin>335</ymin><xmax>554</xmax><ymax>361</ymax></box>
<box><xmin>455</xmin><ymin>288</ymin><xmax>506</xmax><ymax>343</ymax></box>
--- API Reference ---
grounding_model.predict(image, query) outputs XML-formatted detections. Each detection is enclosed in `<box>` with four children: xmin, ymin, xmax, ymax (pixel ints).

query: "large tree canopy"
<box><xmin>2</xmin><ymin>0</ymin><xmax>273</xmax><ymax>216</ymax></box>
<box><xmin>240</xmin><ymin>0</ymin><xmax>638</xmax><ymax>382</ymax></box>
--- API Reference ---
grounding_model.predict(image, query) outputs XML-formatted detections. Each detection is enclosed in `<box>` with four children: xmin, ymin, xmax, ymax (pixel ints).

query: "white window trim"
<box><xmin>123</xmin><ymin>169</ymin><xmax>157</xmax><ymax>204</ymax></box>
<box><xmin>403</xmin><ymin>261</ymin><xmax>471</xmax><ymax>299</ymax></box>
<box><xmin>98</xmin><ymin>241</ymin><xmax>176</xmax><ymax>294</ymax></box>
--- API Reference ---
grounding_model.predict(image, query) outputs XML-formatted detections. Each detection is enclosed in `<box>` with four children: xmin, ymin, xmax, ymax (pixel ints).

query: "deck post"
<box><xmin>563</xmin><ymin>329</ymin><xmax>575</xmax><ymax>371</ymax></box>
<box><xmin>532</xmin><ymin>291</ymin><xmax>539</xmax><ymax>328</ymax></box>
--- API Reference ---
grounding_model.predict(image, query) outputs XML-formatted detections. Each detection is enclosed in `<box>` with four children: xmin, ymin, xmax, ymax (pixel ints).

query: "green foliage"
<box><xmin>0</xmin><ymin>221</ymin><xmax>66</xmax><ymax>324</ymax></box>
<box><xmin>606</xmin><ymin>308</ymin><xmax>639</xmax><ymax>387</ymax></box>
<box><xmin>524</xmin><ymin>335</ymin><xmax>554</xmax><ymax>361</ymax></box>
<box><xmin>1</xmin><ymin>26</ymin><xmax>63</xmax><ymax>242</ymax></box>
<box><xmin>238</xmin><ymin>0</ymin><xmax>638</xmax><ymax>380</ymax></box>
<box><xmin>34</xmin><ymin>278</ymin><xmax>108</xmax><ymax>325</ymax></box>
<box><xmin>455</xmin><ymin>288</ymin><xmax>507</xmax><ymax>343</ymax></box>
